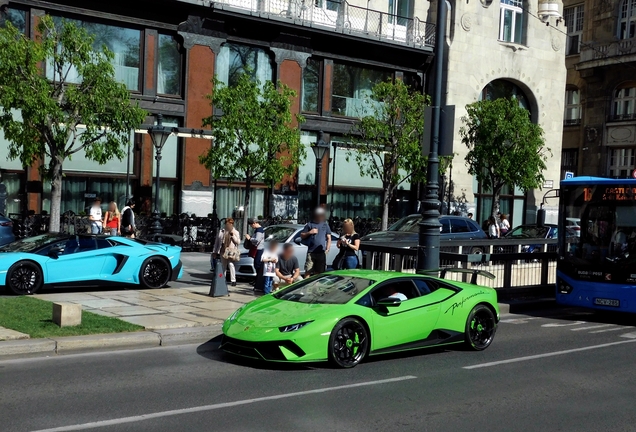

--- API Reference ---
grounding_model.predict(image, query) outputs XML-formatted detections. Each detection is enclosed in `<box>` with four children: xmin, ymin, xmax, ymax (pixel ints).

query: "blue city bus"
<box><xmin>557</xmin><ymin>176</ymin><xmax>636</xmax><ymax>312</ymax></box>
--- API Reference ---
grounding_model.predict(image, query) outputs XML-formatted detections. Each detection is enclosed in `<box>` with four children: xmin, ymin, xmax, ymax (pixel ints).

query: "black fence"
<box><xmin>10</xmin><ymin>213</ymin><xmax>399</xmax><ymax>252</ymax></box>
<box><xmin>360</xmin><ymin>238</ymin><xmax>559</xmax><ymax>299</ymax></box>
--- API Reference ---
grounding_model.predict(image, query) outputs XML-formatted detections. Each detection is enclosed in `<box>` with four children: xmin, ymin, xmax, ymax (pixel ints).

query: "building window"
<box><xmin>609</xmin><ymin>148</ymin><xmax>635</xmax><ymax>178</ymax></box>
<box><xmin>561</xmin><ymin>149</ymin><xmax>578</xmax><ymax>178</ymax></box>
<box><xmin>619</xmin><ymin>0</ymin><xmax>636</xmax><ymax>40</ymax></box>
<box><xmin>302</xmin><ymin>58</ymin><xmax>321</xmax><ymax>113</ymax></box>
<box><xmin>0</xmin><ymin>7</ymin><xmax>27</xmax><ymax>33</ymax></box>
<box><xmin>157</xmin><ymin>34</ymin><xmax>182</xmax><ymax>96</ymax></box>
<box><xmin>480</xmin><ymin>79</ymin><xmax>531</xmax><ymax>114</ymax></box>
<box><xmin>499</xmin><ymin>0</ymin><xmax>524</xmax><ymax>44</ymax></box>
<box><xmin>215</xmin><ymin>43</ymin><xmax>273</xmax><ymax>87</ymax></box>
<box><xmin>389</xmin><ymin>0</ymin><xmax>412</xmax><ymax>25</ymax></box>
<box><xmin>46</xmin><ymin>17</ymin><xmax>142</xmax><ymax>91</ymax></box>
<box><xmin>474</xmin><ymin>182</ymin><xmax>526</xmax><ymax>228</ymax></box>
<box><xmin>564</xmin><ymin>88</ymin><xmax>581</xmax><ymax>125</ymax></box>
<box><xmin>331</xmin><ymin>62</ymin><xmax>391</xmax><ymax>117</ymax></box>
<box><xmin>564</xmin><ymin>5</ymin><xmax>584</xmax><ymax>55</ymax></box>
<box><xmin>612</xmin><ymin>85</ymin><xmax>636</xmax><ymax>120</ymax></box>
<box><xmin>42</xmin><ymin>177</ymin><xmax>129</xmax><ymax>215</ymax></box>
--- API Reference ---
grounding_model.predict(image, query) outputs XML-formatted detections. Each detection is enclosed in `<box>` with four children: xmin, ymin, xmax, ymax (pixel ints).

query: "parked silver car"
<box><xmin>234</xmin><ymin>224</ymin><xmax>358</xmax><ymax>279</ymax></box>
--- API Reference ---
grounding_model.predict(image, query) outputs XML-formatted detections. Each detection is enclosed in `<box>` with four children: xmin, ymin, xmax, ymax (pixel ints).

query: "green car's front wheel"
<box><xmin>329</xmin><ymin>317</ymin><xmax>369</xmax><ymax>368</ymax></box>
<box><xmin>465</xmin><ymin>304</ymin><xmax>496</xmax><ymax>351</ymax></box>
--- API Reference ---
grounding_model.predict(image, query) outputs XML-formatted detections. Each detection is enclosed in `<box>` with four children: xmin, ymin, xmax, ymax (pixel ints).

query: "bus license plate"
<box><xmin>594</xmin><ymin>298</ymin><xmax>620</xmax><ymax>307</ymax></box>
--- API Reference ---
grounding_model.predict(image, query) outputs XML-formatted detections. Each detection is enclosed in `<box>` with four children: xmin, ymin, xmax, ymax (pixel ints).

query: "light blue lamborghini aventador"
<box><xmin>0</xmin><ymin>234</ymin><xmax>183</xmax><ymax>295</ymax></box>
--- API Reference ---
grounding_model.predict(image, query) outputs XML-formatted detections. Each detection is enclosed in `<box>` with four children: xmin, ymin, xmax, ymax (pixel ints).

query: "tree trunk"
<box><xmin>48</xmin><ymin>156</ymin><xmax>64</xmax><ymax>233</ymax></box>
<box><xmin>491</xmin><ymin>186</ymin><xmax>502</xmax><ymax>219</ymax></box>
<box><xmin>242</xmin><ymin>175</ymin><xmax>251</xmax><ymax>237</ymax></box>
<box><xmin>381</xmin><ymin>187</ymin><xmax>391</xmax><ymax>231</ymax></box>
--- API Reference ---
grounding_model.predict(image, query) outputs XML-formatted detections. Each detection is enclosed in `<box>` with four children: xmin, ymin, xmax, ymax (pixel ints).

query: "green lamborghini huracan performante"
<box><xmin>221</xmin><ymin>269</ymin><xmax>499</xmax><ymax>368</ymax></box>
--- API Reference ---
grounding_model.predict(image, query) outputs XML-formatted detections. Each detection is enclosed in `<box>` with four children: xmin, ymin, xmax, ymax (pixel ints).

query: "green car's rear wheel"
<box><xmin>329</xmin><ymin>317</ymin><xmax>369</xmax><ymax>368</ymax></box>
<box><xmin>465</xmin><ymin>304</ymin><xmax>496</xmax><ymax>350</ymax></box>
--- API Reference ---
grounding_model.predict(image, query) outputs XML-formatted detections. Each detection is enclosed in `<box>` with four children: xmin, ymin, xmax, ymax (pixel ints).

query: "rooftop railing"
<box><xmin>211</xmin><ymin>0</ymin><xmax>435</xmax><ymax>48</ymax></box>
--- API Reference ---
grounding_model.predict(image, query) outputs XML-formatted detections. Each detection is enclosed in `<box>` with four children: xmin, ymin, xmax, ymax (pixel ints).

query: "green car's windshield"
<box><xmin>274</xmin><ymin>275</ymin><xmax>375</xmax><ymax>305</ymax></box>
<box><xmin>0</xmin><ymin>234</ymin><xmax>66</xmax><ymax>253</ymax></box>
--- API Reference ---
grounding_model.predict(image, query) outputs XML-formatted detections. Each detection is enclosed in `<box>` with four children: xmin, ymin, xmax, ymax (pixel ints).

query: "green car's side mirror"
<box><xmin>377</xmin><ymin>297</ymin><xmax>401</xmax><ymax>307</ymax></box>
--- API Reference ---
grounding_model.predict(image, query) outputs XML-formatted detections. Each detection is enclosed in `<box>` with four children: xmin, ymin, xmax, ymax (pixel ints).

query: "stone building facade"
<box><xmin>561</xmin><ymin>0</ymin><xmax>636</xmax><ymax>182</ymax></box>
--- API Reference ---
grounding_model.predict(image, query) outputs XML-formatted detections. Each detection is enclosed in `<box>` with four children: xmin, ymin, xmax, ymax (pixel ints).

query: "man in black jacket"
<box><xmin>121</xmin><ymin>199</ymin><xmax>136</xmax><ymax>238</ymax></box>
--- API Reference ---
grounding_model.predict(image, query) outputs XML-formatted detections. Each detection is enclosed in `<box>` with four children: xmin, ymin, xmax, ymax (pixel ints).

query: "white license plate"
<box><xmin>594</xmin><ymin>298</ymin><xmax>620</xmax><ymax>307</ymax></box>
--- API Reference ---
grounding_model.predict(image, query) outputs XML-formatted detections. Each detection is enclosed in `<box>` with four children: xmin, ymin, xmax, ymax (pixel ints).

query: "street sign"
<box><xmin>564</xmin><ymin>171</ymin><xmax>574</xmax><ymax>180</ymax></box>
<box><xmin>543</xmin><ymin>180</ymin><xmax>554</xmax><ymax>188</ymax></box>
<box><xmin>632</xmin><ymin>169</ymin><xmax>636</xmax><ymax>179</ymax></box>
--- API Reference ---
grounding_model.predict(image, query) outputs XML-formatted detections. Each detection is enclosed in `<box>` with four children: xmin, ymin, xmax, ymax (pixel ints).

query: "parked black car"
<box><xmin>360</xmin><ymin>215</ymin><xmax>488</xmax><ymax>254</ymax></box>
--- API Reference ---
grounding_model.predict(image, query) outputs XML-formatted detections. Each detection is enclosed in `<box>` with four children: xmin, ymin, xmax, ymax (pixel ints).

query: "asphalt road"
<box><xmin>2</xmin><ymin>306</ymin><xmax>636</xmax><ymax>432</ymax></box>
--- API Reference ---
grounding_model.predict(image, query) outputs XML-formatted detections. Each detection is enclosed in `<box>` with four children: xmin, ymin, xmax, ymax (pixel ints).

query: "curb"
<box><xmin>0</xmin><ymin>324</ymin><xmax>223</xmax><ymax>360</ymax></box>
<box><xmin>498</xmin><ymin>298</ymin><xmax>556</xmax><ymax>315</ymax></box>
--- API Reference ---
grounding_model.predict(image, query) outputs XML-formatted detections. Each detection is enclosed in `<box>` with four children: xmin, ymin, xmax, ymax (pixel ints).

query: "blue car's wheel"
<box><xmin>139</xmin><ymin>257</ymin><xmax>171</xmax><ymax>289</ymax></box>
<box><xmin>465</xmin><ymin>305</ymin><xmax>496</xmax><ymax>351</ymax></box>
<box><xmin>329</xmin><ymin>317</ymin><xmax>369</xmax><ymax>368</ymax></box>
<box><xmin>7</xmin><ymin>261</ymin><xmax>43</xmax><ymax>295</ymax></box>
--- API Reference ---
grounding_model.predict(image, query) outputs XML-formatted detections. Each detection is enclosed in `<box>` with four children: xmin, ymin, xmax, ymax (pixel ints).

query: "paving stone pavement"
<box><xmin>30</xmin><ymin>253</ymin><xmax>260</xmax><ymax>330</ymax></box>
<box><xmin>0</xmin><ymin>327</ymin><xmax>30</xmax><ymax>341</ymax></box>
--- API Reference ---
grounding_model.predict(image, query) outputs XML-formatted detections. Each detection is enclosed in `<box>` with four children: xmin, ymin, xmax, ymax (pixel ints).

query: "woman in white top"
<box><xmin>488</xmin><ymin>216</ymin><xmax>499</xmax><ymax>239</ymax></box>
<box><xmin>499</xmin><ymin>214</ymin><xmax>511</xmax><ymax>237</ymax></box>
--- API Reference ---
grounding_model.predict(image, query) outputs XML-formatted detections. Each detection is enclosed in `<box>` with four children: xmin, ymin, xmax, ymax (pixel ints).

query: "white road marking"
<box><xmin>590</xmin><ymin>327</ymin><xmax>631</xmax><ymax>334</ymax></box>
<box><xmin>499</xmin><ymin>317</ymin><xmax>539</xmax><ymax>324</ymax></box>
<box><xmin>463</xmin><ymin>339</ymin><xmax>636</xmax><ymax>370</ymax></box>
<box><xmin>621</xmin><ymin>332</ymin><xmax>636</xmax><ymax>339</ymax></box>
<box><xmin>30</xmin><ymin>375</ymin><xmax>418</xmax><ymax>432</ymax></box>
<box><xmin>571</xmin><ymin>324</ymin><xmax>614</xmax><ymax>331</ymax></box>
<box><xmin>541</xmin><ymin>321</ymin><xmax>587</xmax><ymax>328</ymax></box>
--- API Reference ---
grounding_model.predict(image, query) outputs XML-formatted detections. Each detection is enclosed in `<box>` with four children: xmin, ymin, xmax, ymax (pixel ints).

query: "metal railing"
<box><xmin>581</xmin><ymin>37</ymin><xmax>636</xmax><ymax>62</ymax></box>
<box><xmin>607</xmin><ymin>113</ymin><xmax>636</xmax><ymax>122</ymax></box>
<box><xmin>360</xmin><ymin>239</ymin><xmax>558</xmax><ymax>299</ymax></box>
<box><xmin>211</xmin><ymin>0</ymin><xmax>435</xmax><ymax>48</ymax></box>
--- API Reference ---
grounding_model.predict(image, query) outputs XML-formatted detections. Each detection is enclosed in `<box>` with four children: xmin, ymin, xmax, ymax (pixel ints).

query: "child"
<box><xmin>261</xmin><ymin>240</ymin><xmax>279</xmax><ymax>294</ymax></box>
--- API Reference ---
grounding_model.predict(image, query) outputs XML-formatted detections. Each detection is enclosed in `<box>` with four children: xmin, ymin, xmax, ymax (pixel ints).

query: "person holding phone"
<box><xmin>300</xmin><ymin>207</ymin><xmax>331</xmax><ymax>277</ymax></box>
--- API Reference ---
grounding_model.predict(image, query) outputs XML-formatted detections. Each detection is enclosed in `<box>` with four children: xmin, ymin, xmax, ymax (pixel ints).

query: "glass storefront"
<box><xmin>331</xmin><ymin>62</ymin><xmax>391</xmax><ymax>117</ymax></box>
<box><xmin>157</xmin><ymin>34</ymin><xmax>182</xmax><ymax>96</ymax></box>
<box><xmin>46</xmin><ymin>17</ymin><xmax>142</xmax><ymax>91</ymax></box>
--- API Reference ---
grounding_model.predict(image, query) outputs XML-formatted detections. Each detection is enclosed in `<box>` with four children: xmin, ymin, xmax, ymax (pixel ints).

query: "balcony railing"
<box><xmin>563</xmin><ymin>118</ymin><xmax>581</xmax><ymax>126</ymax></box>
<box><xmin>580</xmin><ymin>37</ymin><xmax>636</xmax><ymax>63</ymax></box>
<box><xmin>211</xmin><ymin>0</ymin><xmax>435</xmax><ymax>48</ymax></box>
<box><xmin>607</xmin><ymin>113</ymin><xmax>636</xmax><ymax>122</ymax></box>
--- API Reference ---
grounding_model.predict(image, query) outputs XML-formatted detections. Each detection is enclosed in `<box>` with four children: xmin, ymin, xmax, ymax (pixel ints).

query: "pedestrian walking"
<box><xmin>212</xmin><ymin>218</ymin><xmax>240</xmax><ymax>287</ymax></box>
<box><xmin>261</xmin><ymin>240</ymin><xmax>279</xmax><ymax>294</ymax></box>
<box><xmin>499</xmin><ymin>213</ymin><xmax>511</xmax><ymax>237</ymax></box>
<box><xmin>335</xmin><ymin>218</ymin><xmax>360</xmax><ymax>270</ymax></box>
<box><xmin>121</xmin><ymin>199</ymin><xmax>136</xmax><ymax>238</ymax></box>
<box><xmin>300</xmin><ymin>207</ymin><xmax>332</xmax><ymax>277</ymax></box>
<box><xmin>244</xmin><ymin>217</ymin><xmax>265</xmax><ymax>291</ymax></box>
<box><xmin>488</xmin><ymin>215</ymin><xmax>499</xmax><ymax>239</ymax></box>
<box><xmin>88</xmin><ymin>197</ymin><xmax>103</xmax><ymax>234</ymax></box>
<box><xmin>103</xmin><ymin>201</ymin><xmax>121</xmax><ymax>236</ymax></box>
<box><xmin>274</xmin><ymin>243</ymin><xmax>302</xmax><ymax>290</ymax></box>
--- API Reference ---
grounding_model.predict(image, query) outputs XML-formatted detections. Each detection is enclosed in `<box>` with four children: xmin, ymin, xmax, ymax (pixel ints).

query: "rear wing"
<box><xmin>437</xmin><ymin>268</ymin><xmax>496</xmax><ymax>285</ymax></box>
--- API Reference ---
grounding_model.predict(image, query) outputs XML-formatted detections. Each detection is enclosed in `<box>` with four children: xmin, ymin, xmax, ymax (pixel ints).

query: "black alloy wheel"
<box><xmin>465</xmin><ymin>304</ymin><xmax>497</xmax><ymax>351</ymax></box>
<box><xmin>329</xmin><ymin>317</ymin><xmax>369</xmax><ymax>368</ymax></box>
<box><xmin>7</xmin><ymin>261</ymin><xmax>43</xmax><ymax>295</ymax></box>
<box><xmin>140</xmin><ymin>257</ymin><xmax>171</xmax><ymax>289</ymax></box>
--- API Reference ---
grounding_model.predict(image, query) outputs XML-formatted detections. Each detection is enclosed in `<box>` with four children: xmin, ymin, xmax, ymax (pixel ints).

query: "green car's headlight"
<box><xmin>279</xmin><ymin>321</ymin><xmax>313</xmax><ymax>333</ymax></box>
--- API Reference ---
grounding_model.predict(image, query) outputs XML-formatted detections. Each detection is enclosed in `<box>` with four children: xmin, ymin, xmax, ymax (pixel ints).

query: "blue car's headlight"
<box><xmin>279</xmin><ymin>321</ymin><xmax>313</xmax><ymax>333</ymax></box>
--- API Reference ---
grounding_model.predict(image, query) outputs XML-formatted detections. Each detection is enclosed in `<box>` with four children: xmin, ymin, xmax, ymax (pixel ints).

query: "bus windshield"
<box><xmin>560</xmin><ymin>184</ymin><xmax>636</xmax><ymax>283</ymax></box>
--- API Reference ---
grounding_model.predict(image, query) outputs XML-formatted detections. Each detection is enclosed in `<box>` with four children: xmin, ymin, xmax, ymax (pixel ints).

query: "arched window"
<box><xmin>618</xmin><ymin>0</ymin><xmax>636</xmax><ymax>40</ymax></box>
<box><xmin>613</xmin><ymin>84</ymin><xmax>636</xmax><ymax>120</ymax></box>
<box><xmin>480</xmin><ymin>79</ymin><xmax>531</xmax><ymax>114</ymax></box>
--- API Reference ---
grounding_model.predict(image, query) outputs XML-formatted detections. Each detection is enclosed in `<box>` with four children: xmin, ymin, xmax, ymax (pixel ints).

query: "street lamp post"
<box><xmin>330</xmin><ymin>143</ymin><xmax>337</xmax><ymax>217</ymax></box>
<box><xmin>148</xmin><ymin>114</ymin><xmax>172</xmax><ymax>235</ymax></box>
<box><xmin>417</xmin><ymin>0</ymin><xmax>448</xmax><ymax>274</ymax></box>
<box><xmin>311</xmin><ymin>131</ymin><xmax>329</xmax><ymax>209</ymax></box>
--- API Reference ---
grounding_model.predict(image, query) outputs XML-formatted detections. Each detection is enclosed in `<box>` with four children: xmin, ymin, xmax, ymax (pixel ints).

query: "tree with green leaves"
<box><xmin>349</xmin><ymin>79</ymin><xmax>429</xmax><ymax>231</ymax></box>
<box><xmin>0</xmin><ymin>16</ymin><xmax>146</xmax><ymax>232</ymax></box>
<box><xmin>199</xmin><ymin>73</ymin><xmax>305</xmax><ymax>235</ymax></box>
<box><xmin>460</xmin><ymin>97</ymin><xmax>549</xmax><ymax>218</ymax></box>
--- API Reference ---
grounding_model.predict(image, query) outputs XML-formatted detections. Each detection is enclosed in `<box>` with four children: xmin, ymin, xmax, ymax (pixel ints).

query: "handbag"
<box><xmin>222</xmin><ymin>248</ymin><xmax>240</xmax><ymax>262</ymax></box>
<box><xmin>244</xmin><ymin>238</ymin><xmax>258</xmax><ymax>258</ymax></box>
<box><xmin>332</xmin><ymin>250</ymin><xmax>345</xmax><ymax>270</ymax></box>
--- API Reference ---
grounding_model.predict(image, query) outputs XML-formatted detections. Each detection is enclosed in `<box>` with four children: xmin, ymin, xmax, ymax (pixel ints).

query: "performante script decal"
<box><xmin>444</xmin><ymin>291</ymin><xmax>488</xmax><ymax>315</ymax></box>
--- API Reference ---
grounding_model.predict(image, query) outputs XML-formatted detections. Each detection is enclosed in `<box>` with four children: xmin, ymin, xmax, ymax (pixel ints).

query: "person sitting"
<box><xmin>380</xmin><ymin>285</ymin><xmax>408</xmax><ymax>302</ymax></box>
<box><xmin>274</xmin><ymin>243</ymin><xmax>303</xmax><ymax>290</ymax></box>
